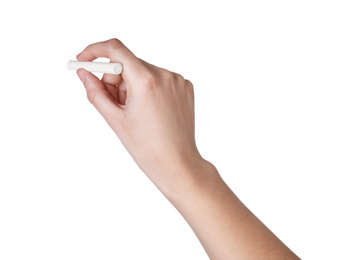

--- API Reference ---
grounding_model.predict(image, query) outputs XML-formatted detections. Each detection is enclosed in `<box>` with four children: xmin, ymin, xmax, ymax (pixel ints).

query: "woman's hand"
<box><xmin>75</xmin><ymin>38</ymin><xmax>299</xmax><ymax>260</ymax></box>
<box><xmin>76</xmin><ymin>38</ymin><xmax>207</xmax><ymax>195</ymax></box>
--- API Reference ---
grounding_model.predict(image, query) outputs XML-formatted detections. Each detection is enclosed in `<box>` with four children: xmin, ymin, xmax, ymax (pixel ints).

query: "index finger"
<box><xmin>76</xmin><ymin>38</ymin><xmax>143</xmax><ymax>79</ymax></box>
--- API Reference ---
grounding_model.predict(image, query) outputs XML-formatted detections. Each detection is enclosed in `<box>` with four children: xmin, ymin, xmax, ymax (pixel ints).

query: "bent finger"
<box><xmin>76</xmin><ymin>38</ymin><xmax>143</xmax><ymax>82</ymax></box>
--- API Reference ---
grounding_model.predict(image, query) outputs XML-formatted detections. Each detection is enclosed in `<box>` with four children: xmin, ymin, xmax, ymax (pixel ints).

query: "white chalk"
<box><xmin>67</xmin><ymin>60</ymin><xmax>122</xmax><ymax>75</ymax></box>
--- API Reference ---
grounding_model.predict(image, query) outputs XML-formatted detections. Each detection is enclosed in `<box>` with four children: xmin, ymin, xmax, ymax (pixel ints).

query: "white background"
<box><xmin>0</xmin><ymin>0</ymin><xmax>353</xmax><ymax>259</ymax></box>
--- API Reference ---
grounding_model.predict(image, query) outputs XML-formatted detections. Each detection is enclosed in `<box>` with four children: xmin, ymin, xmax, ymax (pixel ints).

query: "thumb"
<box><xmin>77</xmin><ymin>69</ymin><xmax>123</xmax><ymax>121</ymax></box>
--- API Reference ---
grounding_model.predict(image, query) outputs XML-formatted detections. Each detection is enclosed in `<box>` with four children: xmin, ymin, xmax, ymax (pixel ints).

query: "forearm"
<box><xmin>164</xmin><ymin>159</ymin><xmax>299</xmax><ymax>260</ymax></box>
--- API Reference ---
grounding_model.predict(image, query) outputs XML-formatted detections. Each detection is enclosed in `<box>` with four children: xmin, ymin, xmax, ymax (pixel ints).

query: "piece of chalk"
<box><xmin>67</xmin><ymin>60</ymin><xmax>123</xmax><ymax>75</ymax></box>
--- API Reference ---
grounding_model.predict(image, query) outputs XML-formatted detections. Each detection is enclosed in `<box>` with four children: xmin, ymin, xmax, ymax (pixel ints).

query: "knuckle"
<box><xmin>185</xmin><ymin>79</ymin><xmax>194</xmax><ymax>89</ymax></box>
<box><xmin>142</xmin><ymin>71</ymin><xmax>159</xmax><ymax>89</ymax></box>
<box><xmin>106</xmin><ymin>38</ymin><xmax>123</xmax><ymax>49</ymax></box>
<box><xmin>86</xmin><ymin>43</ymin><xmax>94</xmax><ymax>50</ymax></box>
<box><xmin>173</xmin><ymin>73</ymin><xmax>185</xmax><ymax>83</ymax></box>
<box><xmin>185</xmin><ymin>79</ymin><xmax>194</xmax><ymax>97</ymax></box>
<box><xmin>162</xmin><ymin>70</ymin><xmax>175</xmax><ymax>84</ymax></box>
<box><xmin>81</xmin><ymin>43</ymin><xmax>94</xmax><ymax>54</ymax></box>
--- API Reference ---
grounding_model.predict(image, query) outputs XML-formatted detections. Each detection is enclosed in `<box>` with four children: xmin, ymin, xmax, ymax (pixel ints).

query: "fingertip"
<box><xmin>76</xmin><ymin>51</ymin><xmax>82</xmax><ymax>59</ymax></box>
<box><xmin>77</xmin><ymin>69</ymin><xmax>98</xmax><ymax>85</ymax></box>
<box><xmin>76</xmin><ymin>50</ymin><xmax>89</xmax><ymax>61</ymax></box>
<box><xmin>77</xmin><ymin>69</ymin><xmax>86</xmax><ymax>83</ymax></box>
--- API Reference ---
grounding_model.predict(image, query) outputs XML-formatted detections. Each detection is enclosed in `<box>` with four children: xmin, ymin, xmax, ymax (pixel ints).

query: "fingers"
<box><xmin>77</xmin><ymin>69</ymin><xmax>123</xmax><ymax>121</ymax></box>
<box><xmin>102</xmin><ymin>72</ymin><xmax>127</xmax><ymax>105</ymax></box>
<box><xmin>104</xmin><ymin>83</ymin><xmax>120</xmax><ymax>103</ymax></box>
<box><xmin>117</xmin><ymin>82</ymin><xmax>127</xmax><ymax>105</ymax></box>
<box><xmin>77</xmin><ymin>38</ymin><xmax>133</xmax><ymax>63</ymax></box>
<box><xmin>76</xmin><ymin>38</ymin><xmax>143</xmax><ymax>82</ymax></box>
<box><xmin>102</xmin><ymin>73</ymin><xmax>123</xmax><ymax>86</ymax></box>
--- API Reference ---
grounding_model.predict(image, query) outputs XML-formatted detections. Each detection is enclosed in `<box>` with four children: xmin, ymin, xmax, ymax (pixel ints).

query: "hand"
<box><xmin>76</xmin><ymin>38</ymin><xmax>206</xmax><ymax>194</ymax></box>
<box><xmin>75</xmin><ymin>38</ymin><xmax>299</xmax><ymax>260</ymax></box>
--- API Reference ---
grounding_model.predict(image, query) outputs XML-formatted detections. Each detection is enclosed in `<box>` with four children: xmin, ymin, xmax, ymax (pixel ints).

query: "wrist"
<box><xmin>161</xmin><ymin>156</ymin><xmax>222</xmax><ymax>202</ymax></box>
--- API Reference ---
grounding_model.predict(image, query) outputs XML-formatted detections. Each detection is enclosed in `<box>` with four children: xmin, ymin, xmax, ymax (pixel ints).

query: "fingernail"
<box><xmin>77</xmin><ymin>70</ymin><xmax>86</xmax><ymax>83</ymax></box>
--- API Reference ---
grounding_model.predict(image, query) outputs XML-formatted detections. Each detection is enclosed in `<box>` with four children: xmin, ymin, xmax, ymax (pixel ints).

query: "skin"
<box><xmin>75</xmin><ymin>38</ymin><xmax>300</xmax><ymax>259</ymax></box>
